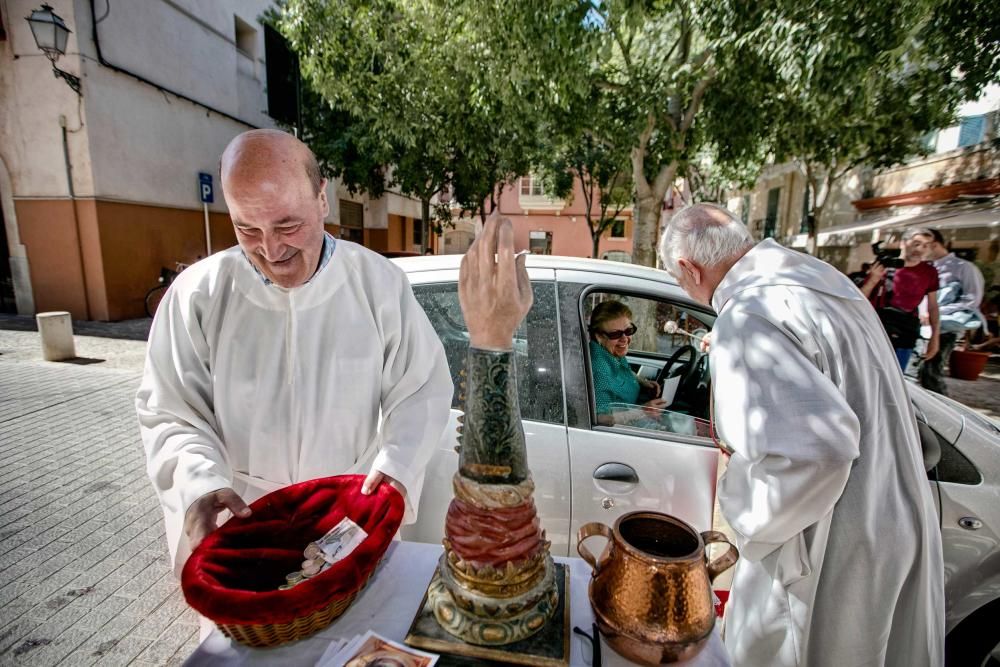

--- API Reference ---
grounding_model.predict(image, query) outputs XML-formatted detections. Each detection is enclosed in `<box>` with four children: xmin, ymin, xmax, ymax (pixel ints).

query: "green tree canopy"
<box><xmin>277</xmin><ymin>0</ymin><xmax>998</xmax><ymax>262</ymax></box>
<box><xmin>752</xmin><ymin>0</ymin><xmax>999</xmax><ymax>249</ymax></box>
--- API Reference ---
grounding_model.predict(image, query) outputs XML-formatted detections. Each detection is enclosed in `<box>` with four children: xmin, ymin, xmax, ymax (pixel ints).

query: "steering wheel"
<box><xmin>655</xmin><ymin>344</ymin><xmax>697</xmax><ymax>391</ymax></box>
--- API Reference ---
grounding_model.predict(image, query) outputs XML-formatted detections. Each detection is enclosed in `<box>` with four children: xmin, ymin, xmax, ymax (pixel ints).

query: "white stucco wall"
<box><xmin>1</xmin><ymin>0</ymin><xmax>417</xmax><ymax>222</ymax></box>
<box><xmin>1</xmin><ymin>0</ymin><xmax>94</xmax><ymax>198</ymax></box>
<box><xmin>83</xmin><ymin>0</ymin><xmax>271</xmax><ymax>127</ymax></box>
<box><xmin>77</xmin><ymin>0</ymin><xmax>275</xmax><ymax>211</ymax></box>
<box><xmin>1</xmin><ymin>0</ymin><xmax>279</xmax><ymax>208</ymax></box>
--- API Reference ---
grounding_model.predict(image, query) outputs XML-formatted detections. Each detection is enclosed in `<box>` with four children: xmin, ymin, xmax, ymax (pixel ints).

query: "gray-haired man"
<box><xmin>659</xmin><ymin>203</ymin><xmax>943</xmax><ymax>666</ymax></box>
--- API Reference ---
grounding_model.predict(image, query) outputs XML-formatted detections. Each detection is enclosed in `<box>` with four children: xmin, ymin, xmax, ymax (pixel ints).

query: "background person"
<box><xmin>135</xmin><ymin>129</ymin><xmax>453</xmax><ymax>577</ymax></box>
<box><xmin>659</xmin><ymin>203</ymin><xmax>943</xmax><ymax>667</ymax></box>
<box><xmin>919</xmin><ymin>228</ymin><xmax>986</xmax><ymax>395</ymax></box>
<box><xmin>860</xmin><ymin>228</ymin><xmax>940</xmax><ymax>370</ymax></box>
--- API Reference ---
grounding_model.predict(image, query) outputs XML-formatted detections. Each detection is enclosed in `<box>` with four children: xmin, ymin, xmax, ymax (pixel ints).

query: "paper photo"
<box><xmin>316</xmin><ymin>517</ymin><xmax>369</xmax><ymax>565</ymax></box>
<box><xmin>337</xmin><ymin>631</ymin><xmax>438</xmax><ymax>667</ymax></box>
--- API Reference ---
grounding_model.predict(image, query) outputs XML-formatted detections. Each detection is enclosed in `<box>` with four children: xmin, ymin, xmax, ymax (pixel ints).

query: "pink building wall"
<box><xmin>494</xmin><ymin>178</ymin><xmax>636</xmax><ymax>259</ymax></box>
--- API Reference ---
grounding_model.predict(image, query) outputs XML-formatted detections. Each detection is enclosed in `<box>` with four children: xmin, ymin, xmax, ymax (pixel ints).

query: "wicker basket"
<box><xmin>217</xmin><ymin>577</ymin><xmax>368</xmax><ymax>647</ymax></box>
<box><xmin>181</xmin><ymin>475</ymin><xmax>403</xmax><ymax>647</ymax></box>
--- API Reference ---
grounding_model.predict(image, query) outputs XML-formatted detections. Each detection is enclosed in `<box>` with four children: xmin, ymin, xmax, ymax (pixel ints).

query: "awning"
<box><xmin>802</xmin><ymin>200</ymin><xmax>1000</xmax><ymax>247</ymax></box>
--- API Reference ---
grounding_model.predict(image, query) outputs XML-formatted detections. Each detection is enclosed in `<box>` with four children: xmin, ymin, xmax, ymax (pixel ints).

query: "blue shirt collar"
<box><xmin>245</xmin><ymin>232</ymin><xmax>337</xmax><ymax>286</ymax></box>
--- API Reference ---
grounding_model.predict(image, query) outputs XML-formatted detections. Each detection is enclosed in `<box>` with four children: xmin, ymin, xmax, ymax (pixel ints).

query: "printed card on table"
<box><xmin>320</xmin><ymin>630</ymin><xmax>438</xmax><ymax>667</ymax></box>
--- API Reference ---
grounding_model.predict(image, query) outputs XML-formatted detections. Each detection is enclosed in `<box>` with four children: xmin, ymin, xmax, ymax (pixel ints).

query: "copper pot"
<box><xmin>577</xmin><ymin>511</ymin><xmax>738</xmax><ymax>665</ymax></box>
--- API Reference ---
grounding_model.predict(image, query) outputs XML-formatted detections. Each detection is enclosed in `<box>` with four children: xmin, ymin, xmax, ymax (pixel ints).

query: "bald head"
<box><xmin>221</xmin><ymin>129</ymin><xmax>323</xmax><ymax>196</ymax></box>
<box><xmin>659</xmin><ymin>203</ymin><xmax>754</xmax><ymax>305</ymax></box>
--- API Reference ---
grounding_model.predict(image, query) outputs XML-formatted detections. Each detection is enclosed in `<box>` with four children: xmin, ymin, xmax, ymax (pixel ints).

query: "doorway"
<box><xmin>0</xmin><ymin>188</ymin><xmax>16</xmax><ymax>313</ymax></box>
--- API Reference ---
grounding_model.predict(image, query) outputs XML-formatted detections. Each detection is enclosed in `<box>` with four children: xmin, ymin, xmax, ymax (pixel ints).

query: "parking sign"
<box><xmin>198</xmin><ymin>172</ymin><xmax>214</xmax><ymax>204</ymax></box>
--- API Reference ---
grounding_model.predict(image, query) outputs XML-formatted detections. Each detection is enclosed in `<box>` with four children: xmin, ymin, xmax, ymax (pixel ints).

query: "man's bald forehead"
<box><xmin>221</xmin><ymin>129</ymin><xmax>322</xmax><ymax>195</ymax></box>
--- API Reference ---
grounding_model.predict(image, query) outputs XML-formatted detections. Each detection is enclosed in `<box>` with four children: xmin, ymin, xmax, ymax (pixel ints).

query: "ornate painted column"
<box><xmin>428</xmin><ymin>348</ymin><xmax>558</xmax><ymax>645</ymax></box>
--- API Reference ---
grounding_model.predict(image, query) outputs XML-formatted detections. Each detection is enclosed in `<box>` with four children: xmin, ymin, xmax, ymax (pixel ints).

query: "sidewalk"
<box><xmin>1</xmin><ymin>316</ymin><xmax>997</xmax><ymax>665</ymax></box>
<box><xmin>0</xmin><ymin>324</ymin><xmax>198</xmax><ymax>666</ymax></box>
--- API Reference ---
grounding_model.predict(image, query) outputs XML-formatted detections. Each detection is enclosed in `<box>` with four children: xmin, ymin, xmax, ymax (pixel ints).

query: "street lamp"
<box><xmin>25</xmin><ymin>4</ymin><xmax>82</xmax><ymax>95</ymax></box>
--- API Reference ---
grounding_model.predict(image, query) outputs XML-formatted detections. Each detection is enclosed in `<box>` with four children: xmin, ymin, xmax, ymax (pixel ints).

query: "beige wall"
<box><xmin>15</xmin><ymin>199</ymin><xmax>89</xmax><ymax>318</ymax></box>
<box><xmin>870</xmin><ymin>143</ymin><xmax>1000</xmax><ymax>198</ymax></box>
<box><xmin>15</xmin><ymin>197</ymin><xmax>238</xmax><ymax>320</ymax></box>
<box><xmin>735</xmin><ymin>165</ymin><xmax>863</xmax><ymax>244</ymax></box>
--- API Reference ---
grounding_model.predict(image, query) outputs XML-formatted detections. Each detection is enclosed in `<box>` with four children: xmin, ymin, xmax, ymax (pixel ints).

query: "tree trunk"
<box><xmin>630</xmin><ymin>144</ymin><xmax>676</xmax><ymax>268</ymax></box>
<box><xmin>632</xmin><ymin>195</ymin><xmax>662</xmax><ymax>268</ymax></box>
<box><xmin>421</xmin><ymin>197</ymin><xmax>431</xmax><ymax>253</ymax></box>
<box><xmin>592</xmin><ymin>228</ymin><xmax>601</xmax><ymax>259</ymax></box>
<box><xmin>803</xmin><ymin>180</ymin><xmax>819</xmax><ymax>256</ymax></box>
<box><xmin>806</xmin><ymin>202</ymin><xmax>822</xmax><ymax>256</ymax></box>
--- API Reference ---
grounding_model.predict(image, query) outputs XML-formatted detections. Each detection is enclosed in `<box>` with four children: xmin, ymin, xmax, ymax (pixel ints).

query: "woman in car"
<box><xmin>589</xmin><ymin>300</ymin><xmax>669</xmax><ymax>426</ymax></box>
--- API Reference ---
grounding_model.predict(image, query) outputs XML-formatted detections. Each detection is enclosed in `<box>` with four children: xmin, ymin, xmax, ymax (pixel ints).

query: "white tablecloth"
<box><xmin>186</xmin><ymin>541</ymin><xmax>730</xmax><ymax>666</ymax></box>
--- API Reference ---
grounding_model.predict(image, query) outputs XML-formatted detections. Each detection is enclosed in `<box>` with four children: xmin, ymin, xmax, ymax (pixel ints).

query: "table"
<box><xmin>186</xmin><ymin>541</ymin><xmax>730</xmax><ymax>666</ymax></box>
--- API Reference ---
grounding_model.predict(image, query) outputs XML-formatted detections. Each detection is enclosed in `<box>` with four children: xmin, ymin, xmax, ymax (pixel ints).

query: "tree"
<box><xmin>762</xmin><ymin>0</ymin><xmax>1000</xmax><ymax>252</ymax></box>
<box><xmin>280</xmin><ymin>0</ymin><xmax>998</xmax><ymax>266</ymax></box>
<box><xmin>277</xmin><ymin>0</ymin><xmax>464</xmax><ymax>249</ymax></box>
<box><xmin>540</xmin><ymin>124</ymin><xmax>633</xmax><ymax>258</ymax></box>
<box><xmin>278</xmin><ymin>0</ymin><xmax>584</xmax><ymax>240</ymax></box>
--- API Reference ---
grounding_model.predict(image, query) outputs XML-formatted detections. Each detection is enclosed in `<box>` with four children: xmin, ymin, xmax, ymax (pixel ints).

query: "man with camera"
<box><xmin>861</xmin><ymin>228</ymin><xmax>940</xmax><ymax>370</ymax></box>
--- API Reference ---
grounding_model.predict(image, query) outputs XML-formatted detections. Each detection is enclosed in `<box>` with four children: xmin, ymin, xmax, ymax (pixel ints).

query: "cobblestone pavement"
<box><xmin>0</xmin><ymin>359</ymin><xmax>199</xmax><ymax>667</ymax></box>
<box><xmin>0</xmin><ymin>317</ymin><xmax>997</xmax><ymax>665</ymax></box>
<box><xmin>0</xmin><ymin>316</ymin><xmax>150</xmax><ymax>373</ymax></box>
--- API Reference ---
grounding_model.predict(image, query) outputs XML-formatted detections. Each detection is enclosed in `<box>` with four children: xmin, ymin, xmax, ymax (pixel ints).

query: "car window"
<box><xmin>930</xmin><ymin>438</ymin><xmax>982</xmax><ymax>485</ymax></box>
<box><xmin>413</xmin><ymin>281</ymin><xmax>564</xmax><ymax>425</ymax></box>
<box><xmin>583</xmin><ymin>291</ymin><xmax>713</xmax><ymax>438</ymax></box>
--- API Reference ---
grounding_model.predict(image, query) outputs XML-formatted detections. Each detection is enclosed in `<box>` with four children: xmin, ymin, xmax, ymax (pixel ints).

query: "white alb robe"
<box><xmin>135</xmin><ymin>241</ymin><xmax>453</xmax><ymax>573</ymax></box>
<box><xmin>710</xmin><ymin>239</ymin><xmax>944</xmax><ymax>666</ymax></box>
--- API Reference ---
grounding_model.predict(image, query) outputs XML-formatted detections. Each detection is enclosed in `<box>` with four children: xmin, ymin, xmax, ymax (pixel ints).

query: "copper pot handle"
<box><xmin>701</xmin><ymin>530</ymin><xmax>739</xmax><ymax>582</ymax></box>
<box><xmin>577</xmin><ymin>522</ymin><xmax>613</xmax><ymax>574</ymax></box>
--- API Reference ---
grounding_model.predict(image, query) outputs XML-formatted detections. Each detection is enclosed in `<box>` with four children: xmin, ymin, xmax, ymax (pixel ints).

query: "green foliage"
<box><xmin>274</xmin><ymin>0</ymin><xmax>998</xmax><ymax>261</ymax></box>
<box><xmin>538</xmin><ymin>106</ymin><xmax>634</xmax><ymax>257</ymax></box>
<box><xmin>277</xmin><ymin>0</ymin><xmax>590</xmax><ymax>226</ymax></box>
<box><xmin>758</xmin><ymin>0</ymin><xmax>1000</xmax><ymax>241</ymax></box>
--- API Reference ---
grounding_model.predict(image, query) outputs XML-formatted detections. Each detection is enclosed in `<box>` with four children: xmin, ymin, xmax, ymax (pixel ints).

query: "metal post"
<box><xmin>203</xmin><ymin>202</ymin><xmax>212</xmax><ymax>256</ymax></box>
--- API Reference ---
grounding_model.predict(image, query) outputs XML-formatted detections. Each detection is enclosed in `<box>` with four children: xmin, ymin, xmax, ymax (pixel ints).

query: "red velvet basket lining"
<box><xmin>181</xmin><ymin>475</ymin><xmax>403</xmax><ymax>626</ymax></box>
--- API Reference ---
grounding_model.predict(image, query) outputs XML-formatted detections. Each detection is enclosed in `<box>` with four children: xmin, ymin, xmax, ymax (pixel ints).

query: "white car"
<box><xmin>396</xmin><ymin>254</ymin><xmax>999</xmax><ymax>667</ymax></box>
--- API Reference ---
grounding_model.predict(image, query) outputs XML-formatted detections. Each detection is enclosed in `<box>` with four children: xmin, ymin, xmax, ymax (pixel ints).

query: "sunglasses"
<box><xmin>595</xmin><ymin>324</ymin><xmax>637</xmax><ymax>340</ymax></box>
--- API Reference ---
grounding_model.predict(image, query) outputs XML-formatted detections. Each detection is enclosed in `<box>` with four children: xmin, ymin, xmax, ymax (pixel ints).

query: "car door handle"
<box><xmin>958</xmin><ymin>517</ymin><xmax>983</xmax><ymax>530</ymax></box>
<box><xmin>593</xmin><ymin>462</ymin><xmax>639</xmax><ymax>484</ymax></box>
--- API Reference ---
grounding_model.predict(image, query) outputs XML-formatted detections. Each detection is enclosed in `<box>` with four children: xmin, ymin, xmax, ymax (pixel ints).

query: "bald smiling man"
<box><xmin>136</xmin><ymin>130</ymin><xmax>452</xmax><ymax>576</ymax></box>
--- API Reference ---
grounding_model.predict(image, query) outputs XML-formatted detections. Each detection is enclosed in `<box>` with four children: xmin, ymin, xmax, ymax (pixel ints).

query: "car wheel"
<box><xmin>946</xmin><ymin>598</ymin><xmax>1000</xmax><ymax>667</ymax></box>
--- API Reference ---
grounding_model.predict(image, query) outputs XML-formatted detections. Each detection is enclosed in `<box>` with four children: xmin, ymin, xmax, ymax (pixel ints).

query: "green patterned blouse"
<box><xmin>590</xmin><ymin>340</ymin><xmax>640</xmax><ymax>415</ymax></box>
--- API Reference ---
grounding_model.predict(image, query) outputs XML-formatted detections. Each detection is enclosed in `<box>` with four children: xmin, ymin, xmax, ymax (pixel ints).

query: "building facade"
<box><xmin>727</xmin><ymin>86</ymin><xmax>1000</xmax><ymax>276</ymax></box>
<box><xmin>0</xmin><ymin>0</ymin><xmax>424</xmax><ymax>321</ymax></box>
<box><xmin>439</xmin><ymin>175</ymin><xmax>635</xmax><ymax>261</ymax></box>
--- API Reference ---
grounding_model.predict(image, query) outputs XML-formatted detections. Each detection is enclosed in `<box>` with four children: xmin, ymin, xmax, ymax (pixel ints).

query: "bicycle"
<box><xmin>144</xmin><ymin>262</ymin><xmax>189</xmax><ymax>317</ymax></box>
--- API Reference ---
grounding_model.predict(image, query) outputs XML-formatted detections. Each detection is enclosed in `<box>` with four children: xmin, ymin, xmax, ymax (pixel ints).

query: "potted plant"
<box><xmin>949</xmin><ymin>333</ymin><xmax>991</xmax><ymax>381</ymax></box>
